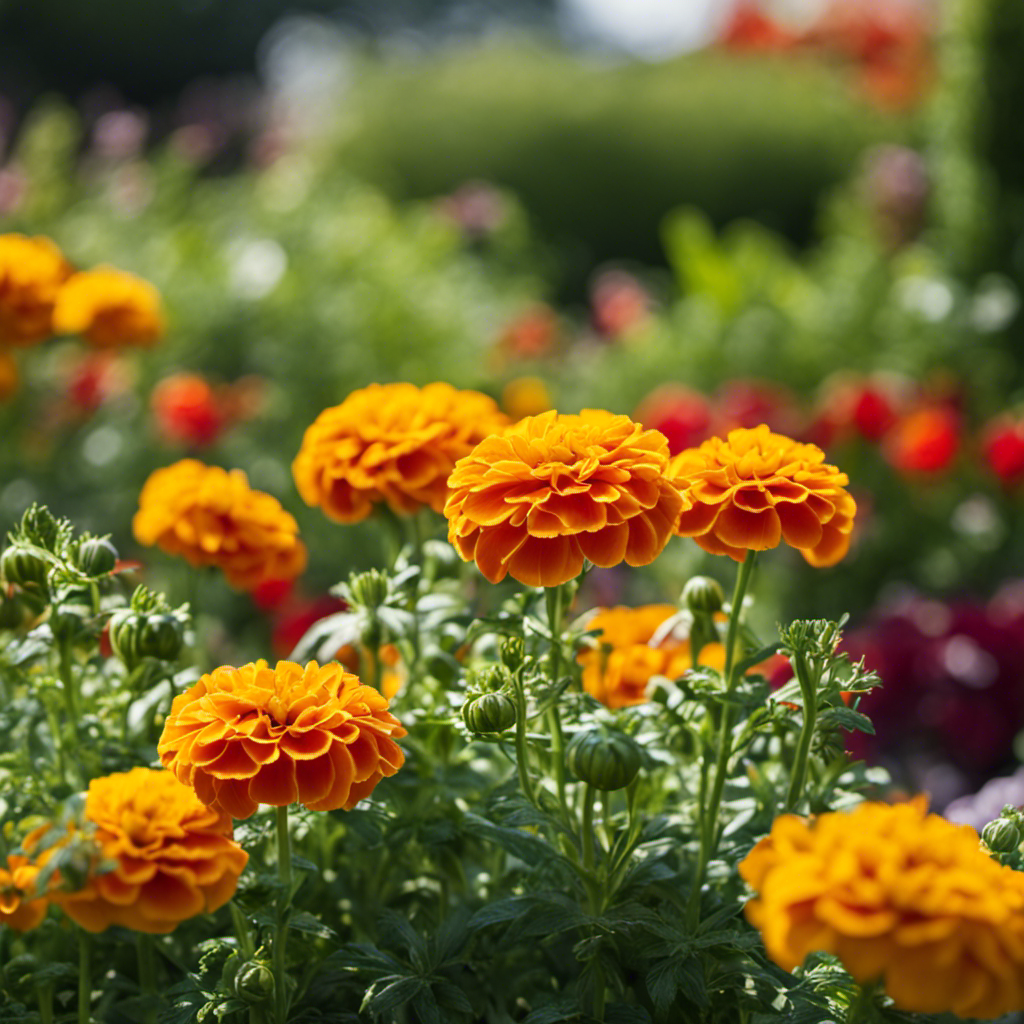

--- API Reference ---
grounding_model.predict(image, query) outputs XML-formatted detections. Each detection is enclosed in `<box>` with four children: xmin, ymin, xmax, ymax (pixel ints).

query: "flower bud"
<box><xmin>499</xmin><ymin>636</ymin><xmax>525</xmax><ymax>672</ymax></box>
<box><xmin>467</xmin><ymin>663</ymin><xmax>510</xmax><ymax>693</ymax></box>
<box><xmin>567</xmin><ymin>729</ymin><xmax>641</xmax><ymax>791</ymax></box>
<box><xmin>234</xmin><ymin>961</ymin><xmax>275</xmax><ymax>1004</ymax></box>
<box><xmin>347</xmin><ymin>569</ymin><xmax>389</xmax><ymax>611</ymax></box>
<box><xmin>682</xmin><ymin>576</ymin><xmax>724</xmax><ymax>616</ymax></box>
<box><xmin>983</xmin><ymin>817</ymin><xmax>1021</xmax><ymax>855</ymax></box>
<box><xmin>1</xmin><ymin>545</ymin><xmax>49</xmax><ymax>593</ymax></box>
<box><xmin>463</xmin><ymin>692</ymin><xmax>517</xmax><ymax>734</ymax></box>
<box><xmin>73</xmin><ymin>536</ymin><xmax>118</xmax><ymax>577</ymax></box>
<box><xmin>109</xmin><ymin>609</ymin><xmax>185</xmax><ymax>668</ymax></box>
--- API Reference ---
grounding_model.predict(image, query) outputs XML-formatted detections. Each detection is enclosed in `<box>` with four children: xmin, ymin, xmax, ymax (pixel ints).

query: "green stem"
<box><xmin>230</xmin><ymin>900</ymin><xmax>256</xmax><ymax>958</ymax></box>
<box><xmin>546</xmin><ymin>705</ymin><xmax>570</xmax><ymax>826</ymax></box>
<box><xmin>784</xmin><ymin>654</ymin><xmax>819</xmax><ymax>812</ymax></box>
<box><xmin>511</xmin><ymin>671</ymin><xmax>536</xmax><ymax>807</ymax></box>
<box><xmin>274</xmin><ymin>805</ymin><xmax>292</xmax><ymax>1024</ymax></box>
<box><xmin>137</xmin><ymin>934</ymin><xmax>157</xmax><ymax>1024</ymax></box>
<box><xmin>686</xmin><ymin>552</ymin><xmax>757</xmax><ymax>929</ymax></box>
<box><xmin>845</xmin><ymin>982</ymin><xmax>876</xmax><ymax>1024</ymax></box>
<box><xmin>57</xmin><ymin>639</ymin><xmax>80</xmax><ymax>744</ymax></box>
<box><xmin>581</xmin><ymin>783</ymin><xmax>596</xmax><ymax>873</ymax></box>
<box><xmin>38</xmin><ymin>984</ymin><xmax>54</xmax><ymax>1024</ymax></box>
<box><xmin>78</xmin><ymin>930</ymin><xmax>91</xmax><ymax>1024</ymax></box>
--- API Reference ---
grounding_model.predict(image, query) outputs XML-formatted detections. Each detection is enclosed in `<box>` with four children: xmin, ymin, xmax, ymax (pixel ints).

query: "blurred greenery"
<box><xmin>334</xmin><ymin>45</ymin><xmax>912</xmax><ymax>280</ymax></box>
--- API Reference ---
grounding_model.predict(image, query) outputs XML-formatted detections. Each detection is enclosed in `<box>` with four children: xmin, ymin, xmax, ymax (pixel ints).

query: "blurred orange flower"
<box><xmin>337</xmin><ymin>643</ymin><xmax>405</xmax><ymax>700</ymax></box>
<box><xmin>0</xmin><ymin>350</ymin><xmax>18</xmax><ymax>402</ymax></box>
<box><xmin>0</xmin><ymin>854</ymin><xmax>48</xmax><ymax>932</ymax></box>
<box><xmin>133</xmin><ymin>460</ymin><xmax>307</xmax><ymax>590</ymax></box>
<box><xmin>445</xmin><ymin>409</ymin><xmax>684</xmax><ymax>587</ymax></box>
<box><xmin>670</xmin><ymin>424</ymin><xmax>856</xmax><ymax>567</ymax></box>
<box><xmin>158</xmin><ymin>659</ymin><xmax>407</xmax><ymax>819</ymax></box>
<box><xmin>293</xmin><ymin>382</ymin><xmax>510</xmax><ymax>524</ymax></box>
<box><xmin>54</xmin><ymin>768</ymin><xmax>247</xmax><ymax>934</ymax></box>
<box><xmin>501</xmin><ymin>376</ymin><xmax>552</xmax><ymax>420</ymax></box>
<box><xmin>741</xmin><ymin>797</ymin><xmax>1024</xmax><ymax>1018</ymax></box>
<box><xmin>53</xmin><ymin>266</ymin><xmax>164</xmax><ymax>348</ymax></box>
<box><xmin>579</xmin><ymin>604</ymin><xmax>725</xmax><ymax>708</ymax></box>
<box><xmin>0</xmin><ymin>234</ymin><xmax>70</xmax><ymax>345</ymax></box>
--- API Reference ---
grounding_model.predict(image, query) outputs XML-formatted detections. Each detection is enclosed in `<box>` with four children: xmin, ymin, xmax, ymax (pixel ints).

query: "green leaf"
<box><xmin>288</xmin><ymin>911</ymin><xmax>336</xmax><ymax>939</ymax></box>
<box><xmin>361</xmin><ymin>976</ymin><xmax>425</xmax><ymax>1017</ymax></box>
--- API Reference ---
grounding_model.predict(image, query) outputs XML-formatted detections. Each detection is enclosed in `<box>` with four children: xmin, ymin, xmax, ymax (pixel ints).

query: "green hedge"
<box><xmin>336</xmin><ymin>45</ymin><xmax>912</xmax><ymax>275</ymax></box>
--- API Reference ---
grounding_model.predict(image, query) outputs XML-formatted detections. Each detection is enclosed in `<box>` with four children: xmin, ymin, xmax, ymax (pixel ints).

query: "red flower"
<box><xmin>884</xmin><ymin>406</ymin><xmax>959</xmax><ymax>475</ymax></box>
<box><xmin>498</xmin><ymin>305</ymin><xmax>558</xmax><ymax>360</ymax></box>
<box><xmin>151</xmin><ymin>373</ymin><xmax>226</xmax><ymax>447</ymax></box>
<box><xmin>590</xmin><ymin>270</ymin><xmax>652</xmax><ymax>338</ymax></box>
<box><xmin>635</xmin><ymin>385</ymin><xmax>713</xmax><ymax>456</ymax></box>
<box><xmin>982</xmin><ymin>417</ymin><xmax>1024</xmax><ymax>487</ymax></box>
<box><xmin>720</xmin><ymin>2</ymin><xmax>796</xmax><ymax>51</ymax></box>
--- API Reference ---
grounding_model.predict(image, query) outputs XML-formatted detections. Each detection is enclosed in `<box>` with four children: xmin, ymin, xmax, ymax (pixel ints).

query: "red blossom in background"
<box><xmin>883</xmin><ymin>404</ymin><xmax>960</xmax><ymax>475</ymax></box>
<box><xmin>590</xmin><ymin>270</ymin><xmax>653</xmax><ymax>338</ymax></box>
<box><xmin>151</xmin><ymin>373</ymin><xmax>226</xmax><ymax>447</ymax></box>
<box><xmin>634</xmin><ymin>384</ymin><xmax>713</xmax><ymax>455</ymax></box>
<box><xmin>497</xmin><ymin>304</ymin><xmax>559</xmax><ymax>361</ymax></box>
<box><xmin>982</xmin><ymin>416</ymin><xmax>1024</xmax><ymax>488</ymax></box>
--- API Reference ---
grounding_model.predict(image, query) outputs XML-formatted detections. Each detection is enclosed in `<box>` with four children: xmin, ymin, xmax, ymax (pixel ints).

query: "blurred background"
<box><xmin>3</xmin><ymin>0</ymin><xmax>1024</xmax><ymax>815</ymax></box>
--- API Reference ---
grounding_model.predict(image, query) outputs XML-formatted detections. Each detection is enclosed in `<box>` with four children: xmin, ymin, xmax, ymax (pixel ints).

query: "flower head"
<box><xmin>151</xmin><ymin>372</ymin><xmax>226</xmax><ymax>447</ymax></box>
<box><xmin>158</xmin><ymin>659</ymin><xmax>407</xmax><ymax>820</ymax></box>
<box><xmin>579</xmin><ymin>604</ymin><xmax>725</xmax><ymax>708</ymax></box>
<box><xmin>445</xmin><ymin>409</ymin><xmax>684</xmax><ymax>587</ymax></box>
<box><xmin>54</xmin><ymin>768</ymin><xmax>247</xmax><ymax>934</ymax></box>
<box><xmin>0</xmin><ymin>854</ymin><xmax>48</xmax><ymax>932</ymax></box>
<box><xmin>133</xmin><ymin>460</ymin><xmax>307</xmax><ymax>590</ymax></box>
<box><xmin>293</xmin><ymin>382</ymin><xmax>510</xmax><ymax>524</ymax></box>
<box><xmin>53</xmin><ymin>266</ymin><xmax>164</xmax><ymax>348</ymax></box>
<box><xmin>0</xmin><ymin>234</ymin><xmax>70</xmax><ymax>345</ymax></box>
<box><xmin>741</xmin><ymin>798</ymin><xmax>1024</xmax><ymax>1019</ymax></box>
<box><xmin>669</xmin><ymin>424</ymin><xmax>856</xmax><ymax>567</ymax></box>
<box><xmin>883</xmin><ymin>405</ymin><xmax>959</xmax><ymax>475</ymax></box>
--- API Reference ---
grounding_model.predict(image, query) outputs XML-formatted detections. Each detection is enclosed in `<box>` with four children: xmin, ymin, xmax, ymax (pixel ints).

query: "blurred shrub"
<box><xmin>336</xmin><ymin>45</ymin><xmax>912</xmax><ymax>277</ymax></box>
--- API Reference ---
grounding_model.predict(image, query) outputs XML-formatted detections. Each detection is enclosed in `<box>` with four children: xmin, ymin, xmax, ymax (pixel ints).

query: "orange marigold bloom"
<box><xmin>741</xmin><ymin>798</ymin><xmax>1024</xmax><ymax>1019</ymax></box>
<box><xmin>0</xmin><ymin>350</ymin><xmax>19</xmax><ymax>402</ymax></box>
<box><xmin>579</xmin><ymin>604</ymin><xmax>725</xmax><ymax>708</ymax></box>
<box><xmin>669</xmin><ymin>424</ymin><xmax>856</xmax><ymax>567</ymax></box>
<box><xmin>444</xmin><ymin>409</ymin><xmax>684</xmax><ymax>587</ymax></box>
<box><xmin>0</xmin><ymin>854</ymin><xmax>48</xmax><ymax>932</ymax></box>
<box><xmin>0</xmin><ymin>234</ymin><xmax>71</xmax><ymax>345</ymax></box>
<box><xmin>133</xmin><ymin>460</ymin><xmax>307</xmax><ymax>590</ymax></box>
<box><xmin>158</xmin><ymin>659</ymin><xmax>407</xmax><ymax>820</ymax></box>
<box><xmin>53</xmin><ymin>768</ymin><xmax>247</xmax><ymax>934</ymax></box>
<box><xmin>53</xmin><ymin>266</ymin><xmax>165</xmax><ymax>348</ymax></box>
<box><xmin>293</xmin><ymin>382</ymin><xmax>511</xmax><ymax>524</ymax></box>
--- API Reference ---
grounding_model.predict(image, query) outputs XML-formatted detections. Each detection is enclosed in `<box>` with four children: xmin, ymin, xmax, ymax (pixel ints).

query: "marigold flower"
<box><xmin>501</xmin><ymin>376</ymin><xmax>552</xmax><ymax>420</ymax></box>
<box><xmin>883</xmin><ymin>405</ymin><xmax>959</xmax><ymax>475</ymax></box>
<box><xmin>741</xmin><ymin>797</ymin><xmax>1024</xmax><ymax>1019</ymax></box>
<box><xmin>445</xmin><ymin>409</ymin><xmax>684</xmax><ymax>587</ymax></box>
<box><xmin>53</xmin><ymin>768</ymin><xmax>247</xmax><ymax>934</ymax></box>
<box><xmin>158</xmin><ymin>659</ymin><xmax>407</xmax><ymax>820</ymax></box>
<box><xmin>293</xmin><ymin>382</ymin><xmax>511</xmax><ymax>524</ymax></box>
<box><xmin>0</xmin><ymin>234</ymin><xmax>70</xmax><ymax>345</ymax></box>
<box><xmin>983</xmin><ymin>416</ymin><xmax>1024</xmax><ymax>487</ymax></box>
<box><xmin>0</xmin><ymin>350</ymin><xmax>19</xmax><ymax>402</ymax></box>
<box><xmin>0</xmin><ymin>854</ymin><xmax>48</xmax><ymax>932</ymax></box>
<box><xmin>669</xmin><ymin>424</ymin><xmax>856</xmax><ymax>567</ymax></box>
<box><xmin>133</xmin><ymin>460</ymin><xmax>307</xmax><ymax>590</ymax></box>
<box><xmin>53</xmin><ymin>266</ymin><xmax>164</xmax><ymax>348</ymax></box>
<box><xmin>151</xmin><ymin>372</ymin><xmax>226</xmax><ymax>447</ymax></box>
<box><xmin>579</xmin><ymin>604</ymin><xmax>725</xmax><ymax>708</ymax></box>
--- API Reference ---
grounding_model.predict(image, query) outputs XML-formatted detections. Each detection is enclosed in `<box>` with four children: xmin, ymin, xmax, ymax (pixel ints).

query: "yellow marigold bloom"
<box><xmin>501</xmin><ymin>376</ymin><xmax>552</xmax><ymax>420</ymax></box>
<box><xmin>293</xmin><ymin>382</ymin><xmax>511</xmax><ymax>524</ymax></box>
<box><xmin>741</xmin><ymin>798</ymin><xmax>1024</xmax><ymax>1019</ymax></box>
<box><xmin>0</xmin><ymin>854</ymin><xmax>48</xmax><ymax>932</ymax></box>
<box><xmin>53</xmin><ymin>266</ymin><xmax>165</xmax><ymax>348</ymax></box>
<box><xmin>52</xmin><ymin>768</ymin><xmax>247</xmax><ymax>934</ymax></box>
<box><xmin>133</xmin><ymin>460</ymin><xmax>307</xmax><ymax>590</ymax></box>
<box><xmin>0</xmin><ymin>234</ymin><xmax>70</xmax><ymax>345</ymax></box>
<box><xmin>579</xmin><ymin>604</ymin><xmax>725</xmax><ymax>708</ymax></box>
<box><xmin>158</xmin><ymin>659</ymin><xmax>407</xmax><ymax>820</ymax></box>
<box><xmin>669</xmin><ymin>424</ymin><xmax>856</xmax><ymax>567</ymax></box>
<box><xmin>444</xmin><ymin>409</ymin><xmax>684</xmax><ymax>588</ymax></box>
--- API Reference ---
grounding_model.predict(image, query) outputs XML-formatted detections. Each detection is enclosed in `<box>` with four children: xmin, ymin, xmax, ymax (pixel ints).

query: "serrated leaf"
<box><xmin>361</xmin><ymin>976</ymin><xmax>425</xmax><ymax>1016</ymax></box>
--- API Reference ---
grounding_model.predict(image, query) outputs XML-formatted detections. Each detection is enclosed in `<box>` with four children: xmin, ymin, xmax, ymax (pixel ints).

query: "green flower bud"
<box><xmin>109</xmin><ymin>609</ymin><xmax>185</xmax><ymax>668</ymax></box>
<box><xmin>347</xmin><ymin>569</ymin><xmax>389</xmax><ymax>611</ymax></box>
<box><xmin>73</xmin><ymin>537</ymin><xmax>118</xmax><ymax>577</ymax></box>
<box><xmin>0</xmin><ymin>545</ymin><xmax>49</xmax><ymax>592</ymax></box>
<box><xmin>983</xmin><ymin>818</ymin><xmax>1021</xmax><ymax>855</ymax></box>
<box><xmin>499</xmin><ymin>636</ymin><xmax>525</xmax><ymax>672</ymax></box>
<box><xmin>467</xmin><ymin>663</ymin><xmax>510</xmax><ymax>693</ymax></box>
<box><xmin>682</xmin><ymin>576</ymin><xmax>724</xmax><ymax>616</ymax></box>
<box><xmin>234</xmin><ymin>961</ymin><xmax>275</xmax><ymax>1004</ymax></box>
<box><xmin>463</xmin><ymin>692</ymin><xmax>517</xmax><ymax>734</ymax></box>
<box><xmin>567</xmin><ymin>729</ymin><xmax>641</xmax><ymax>792</ymax></box>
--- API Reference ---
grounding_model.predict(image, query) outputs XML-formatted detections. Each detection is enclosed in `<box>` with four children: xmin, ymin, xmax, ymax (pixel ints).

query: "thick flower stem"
<box><xmin>686</xmin><ymin>552</ymin><xmax>757</xmax><ymax>929</ymax></box>
<box><xmin>137</xmin><ymin>934</ymin><xmax>158</xmax><ymax>1024</ymax></box>
<box><xmin>845</xmin><ymin>982</ymin><xmax>877</xmax><ymax>1024</ymax></box>
<box><xmin>274</xmin><ymin>805</ymin><xmax>293</xmax><ymax>1024</ymax></box>
<box><xmin>784</xmin><ymin>653</ymin><xmax>819</xmax><ymax>812</ymax></box>
<box><xmin>78</xmin><ymin>930</ymin><xmax>91</xmax><ymax>1024</ymax></box>
<box><xmin>581</xmin><ymin>783</ymin><xmax>597</xmax><ymax>872</ymax></box>
<box><xmin>37</xmin><ymin>985</ymin><xmax>54</xmax><ymax>1024</ymax></box>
